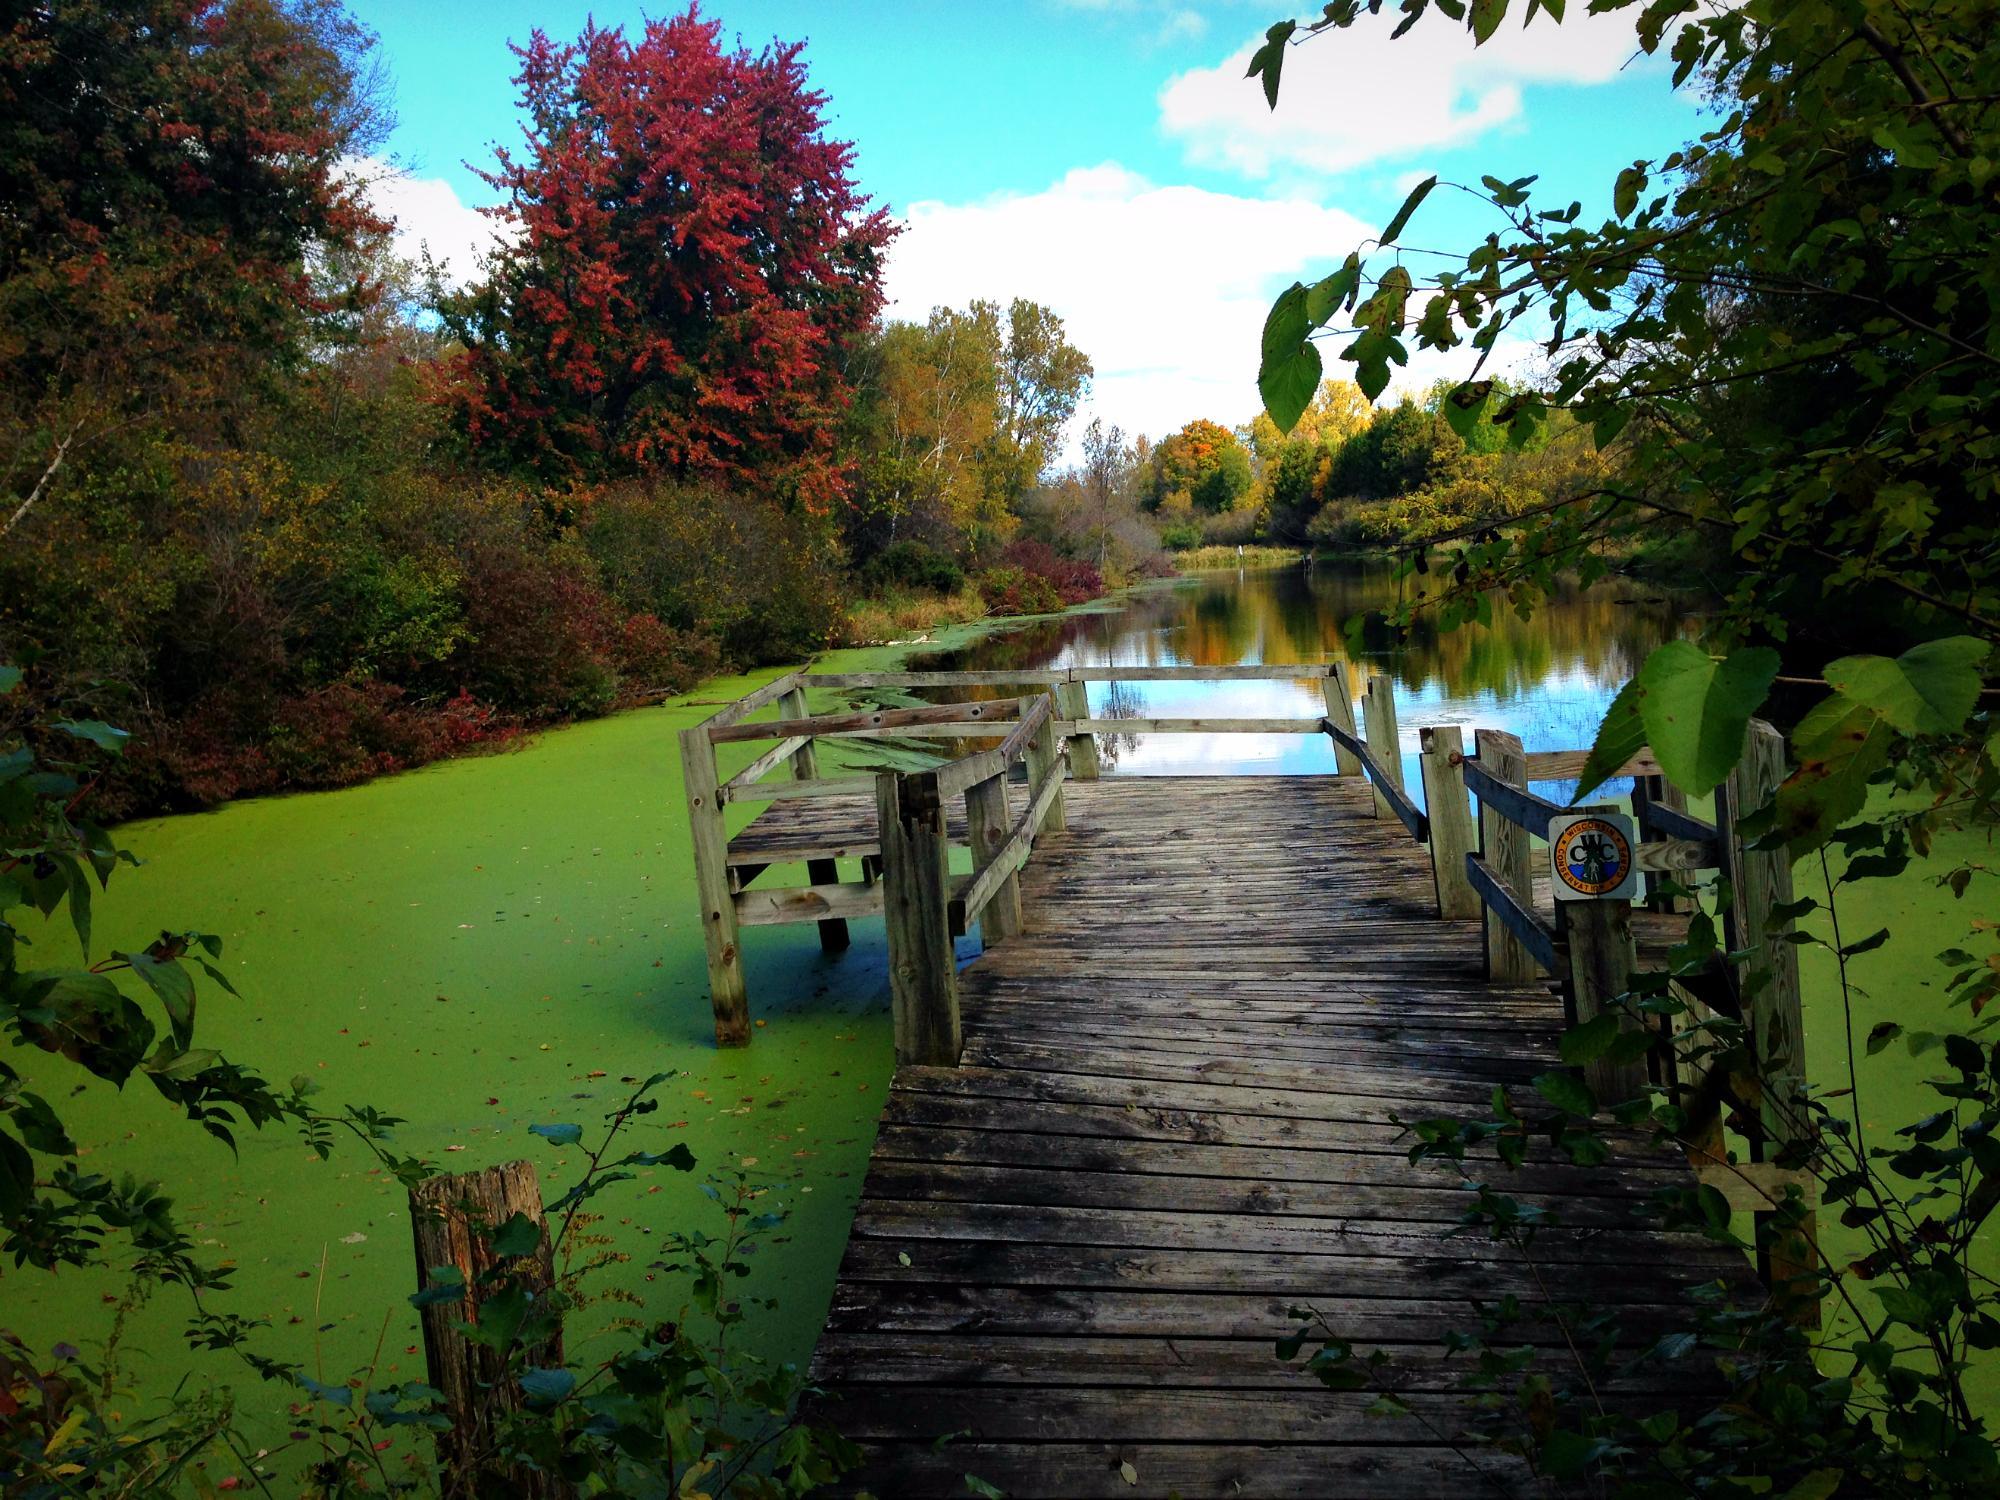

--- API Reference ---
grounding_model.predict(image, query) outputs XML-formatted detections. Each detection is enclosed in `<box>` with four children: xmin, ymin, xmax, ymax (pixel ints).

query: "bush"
<box><xmin>994</xmin><ymin>539</ymin><xmax>1103</xmax><ymax>605</ymax></box>
<box><xmin>1159</xmin><ymin>521</ymin><xmax>1203</xmax><ymax>550</ymax></box>
<box><xmin>859</xmin><ymin>540</ymin><xmax>964</xmax><ymax>596</ymax></box>
<box><xmin>1199</xmin><ymin>506</ymin><xmax>1261</xmax><ymax>546</ymax></box>
<box><xmin>975</xmin><ymin>566</ymin><xmax>1064</xmax><ymax>616</ymax></box>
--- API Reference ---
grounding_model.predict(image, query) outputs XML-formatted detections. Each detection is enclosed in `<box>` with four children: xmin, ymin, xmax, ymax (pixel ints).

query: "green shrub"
<box><xmin>859</xmin><ymin>540</ymin><xmax>965</xmax><ymax>595</ymax></box>
<box><xmin>1159</xmin><ymin>522</ymin><xmax>1203</xmax><ymax>550</ymax></box>
<box><xmin>975</xmin><ymin>565</ymin><xmax>1064</xmax><ymax>615</ymax></box>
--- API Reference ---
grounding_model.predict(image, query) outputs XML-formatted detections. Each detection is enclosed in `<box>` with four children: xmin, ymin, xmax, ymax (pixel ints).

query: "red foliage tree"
<box><xmin>436</xmin><ymin>7</ymin><xmax>895</xmax><ymax>511</ymax></box>
<box><xmin>0</xmin><ymin>0</ymin><xmax>390</xmax><ymax>532</ymax></box>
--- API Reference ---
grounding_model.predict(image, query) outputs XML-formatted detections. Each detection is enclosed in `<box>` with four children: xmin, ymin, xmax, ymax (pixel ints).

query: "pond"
<box><xmin>914</xmin><ymin>559</ymin><xmax>1696</xmax><ymax>797</ymax></box>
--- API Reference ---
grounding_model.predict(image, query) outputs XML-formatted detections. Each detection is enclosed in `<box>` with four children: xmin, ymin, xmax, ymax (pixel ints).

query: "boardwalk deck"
<box><xmin>805</xmin><ymin>776</ymin><xmax>1753</xmax><ymax>1498</ymax></box>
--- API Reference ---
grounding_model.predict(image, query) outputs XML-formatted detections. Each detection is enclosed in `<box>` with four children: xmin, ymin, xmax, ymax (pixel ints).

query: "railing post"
<box><xmin>409</xmin><ymin>1161</ymin><xmax>570</xmax><ymax>1499</ymax></box>
<box><xmin>679</xmin><ymin>725</ymin><xmax>750</xmax><ymax>1046</ymax></box>
<box><xmin>779</xmin><ymin>683</ymin><xmax>848</xmax><ymax>952</ymax></box>
<box><xmin>1632</xmin><ymin>772</ymin><xmax>1694</xmax><ymax>914</ymax></box>
<box><xmin>1320</xmin><ymin>663</ymin><xmax>1363</xmax><ymax>776</ymax></box>
<box><xmin>1361</xmin><ymin>673</ymin><xmax>1404</xmax><ymax>818</ymax></box>
<box><xmin>1473</xmin><ymin>728</ymin><xmax>1537</xmax><ymax>982</ymax></box>
<box><xmin>876</xmin><ymin>768</ymin><xmax>962</xmax><ymax>1066</ymax></box>
<box><xmin>1558</xmin><ymin>897</ymin><xmax>1649</xmax><ymax>1102</ymax></box>
<box><xmin>1417</xmin><ymin>726</ymin><xmax>1479</xmax><ymax>918</ymax></box>
<box><xmin>1054</xmin><ymin>679</ymin><xmax>1100</xmax><ymax>781</ymax></box>
<box><xmin>1025</xmin><ymin>693</ymin><xmax>1067</xmax><ymax>833</ymax></box>
<box><xmin>1720</xmin><ymin>718</ymin><xmax>1817</xmax><ymax>1323</ymax></box>
<box><xmin>964</xmin><ymin>771</ymin><xmax>1023</xmax><ymax>942</ymax></box>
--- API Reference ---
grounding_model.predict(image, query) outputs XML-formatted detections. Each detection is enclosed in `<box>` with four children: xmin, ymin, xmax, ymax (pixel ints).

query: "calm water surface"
<box><xmin>914</xmin><ymin>561</ymin><xmax>1695</xmax><ymax>801</ymax></box>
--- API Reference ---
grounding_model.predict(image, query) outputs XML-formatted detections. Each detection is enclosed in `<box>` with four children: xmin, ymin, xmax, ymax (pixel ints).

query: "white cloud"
<box><xmin>349</xmin><ymin>157</ymin><xmax>504</xmax><ymax>285</ymax></box>
<box><xmin>885</xmin><ymin>162</ymin><xmax>1525</xmax><ymax>447</ymax></box>
<box><xmin>888</xmin><ymin>163</ymin><xmax>1373</xmax><ymax>443</ymax></box>
<box><xmin>1160</xmin><ymin>7</ymin><xmax>1652</xmax><ymax>176</ymax></box>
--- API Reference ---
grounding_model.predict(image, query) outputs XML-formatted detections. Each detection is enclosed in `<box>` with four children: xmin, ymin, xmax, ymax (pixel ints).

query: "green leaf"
<box><xmin>1779</xmin><ymin>1469</ymin><xmax>1844</xmax><ymax>1500</ymax></box>
<box><xmin>53</xmin><ymin>719</ymin><xmax>131</xmax><ymax>755</ymax></box>
<box><xmin>1379</xmin><ymin>175</ymin><xmax>1437</xmax><ymax>245</ymax></box>
<box><xmin>8</xmin><ymin>1092</ymin><xmax>76</xmax><ymax>1155</ymax></box>
<box><xmin>1824</xmin><ymin>636</ymin><xmax>1987</xmax><ymax>737</ymax></box>
<box><xmin>1559</xmin><ymin>1013</ymin><xmax>1621</xmax><ymax>1065</ymax></box>
<box><xmin>1469</xmin><ymin>0</ymin><xmax>1507</xmax><ymax>46</ymax></box>
<box><xmin>529</xmin><ymin>1122</ymin><xmax>583</xmax><ymax>1148</ymax></box>
<box><xmin>123</xmin><ymin>951</ymin><xmax>196</xmax><ymax>1048</ymax></box>
<box><xmin>1534</xmin><ymin>1070</ymin><xmax>1597</xmax><ymax>1117</ymax></box>
<box><xmin>1573</xmin><ymin>675</ymin><xmax>1648</xmax><ymax>802</ymax></box>
<box><xmin>1633</xmin><ymin>641</ymin><xmax>1779</xmax><ymax>794</ymax></box>
<box><xmin>0</xmin><ymin>665</ymin><xmax>20</xmax><ymax>694</ymax></box>
<box><xmin>1260</xmin><ymin>283</ymin><xmax>1323</xmax><ymax>434</ymax></box>
<box><xmin>1613</xmin><ymin>164</ymin><xmax>1648</xmax><ymax>219</ymax></box>
<box><xmin>1245</xmin><ymin>19</ymin><xmax>1297</xmax><ymax>109</ymax></box>
<box><xmin>489</xmin><ymin>1211</ymin><xmax>545</xmax><ymax>1258</ymax></box>
<box><xmin>518</xmin><ymin>1367</ymin><xmax>575</xmax><ymax>1405</ymax></box>
<box><xmin>964</xmin><ymin>1476</ymin><xmax>1006</xmax><ymax>1500</ymax></box>
<box><xmin>1773</xmin><ymin>695</ymin><xmax>1896</xmax><ymax>852</ymax></box>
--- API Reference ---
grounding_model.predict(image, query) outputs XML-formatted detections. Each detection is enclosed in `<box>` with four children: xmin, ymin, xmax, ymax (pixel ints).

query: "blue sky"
<box><xmin>349</xmin><ymin>0</ymin><xmax>1702</xmax><ymax>444</ymax></box>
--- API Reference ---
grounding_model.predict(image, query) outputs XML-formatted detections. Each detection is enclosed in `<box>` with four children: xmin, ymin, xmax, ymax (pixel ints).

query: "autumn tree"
<box><xmin>1145</xmin><ymin>418</ymin><xmax>1254</xmax><ymax>514</ymax></box>
<box><xmin>988</xmin><ymin>297</ymin><xmax>1094</xmax><ymax>499</ymax></box>
<box><xmin>434</xmin><ymin>8</ymin><xmax>894</xmax><ymax>509</ymax></box>
<box><xmin>0</xmin><ymin>0</ymin><xmax>391</xmax><ymax>542</ymax></box>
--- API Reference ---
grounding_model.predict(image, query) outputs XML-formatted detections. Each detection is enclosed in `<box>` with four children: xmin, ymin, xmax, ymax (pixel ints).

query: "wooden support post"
<box><xmin>1361</xmin><ymin>673</ymin><xmax>1404</xmax><ymax>818</ymax></box>
<box><xmin>1025</xmin><ymin>694</ymin><xmax>1067</xmax><ymax>834</ymax></box>
<box><xmin>1634</xmin><ymin>773</ymin><xmax>1695</xmax><ymax>915</ymax></box>
<box><xmin>1054</xmin><ymin>680</ymin><xmax>1100</xmax><ymax>780</ymax></box>
<box><xmin>964</xmin><ymin>771</ymin><xmax>1023</xmax><ymax>943</ymax></box>
<box><xmin>1473</xmin><ymin>728</ymin><xmax>1537</xmax><ymax>982</ymax></box>
<box><xmin>409</xmin><ymin>1161</ymin><xmax>570</xmax><ymax>1500</ymax></box>
<box><xmin>1722</xmin><ymin>718</ymin><xmax>1818</xmax><ymax>1324</ymax></box>
<box><xmin>779</xmin><ymin>685</ymin><xmax>849</xmax><ymax>953</ymax></box>
<box><xmin>1320</xmin><ymin>664</ymin><xmax>1362</xmax><ymax>776</ymax></box>
<box><xmin>876</xmin><ymin>769</ymin><xmax>962</xmax><ymax>1066</ymax></box>
<box><xmin>679</xmin><ymin>725</ymin><xmax>749</xmax><ymax>1046</ymax></box>
<box><xmin>1417</xmin><ymin>726</ymin><xmax>1479</xmax><ymax>919</ymax></box>
<box><xmin>1559</xmin><ymin>898</ymin><xmax>1649</xmax><ymax>1103</ymax></box>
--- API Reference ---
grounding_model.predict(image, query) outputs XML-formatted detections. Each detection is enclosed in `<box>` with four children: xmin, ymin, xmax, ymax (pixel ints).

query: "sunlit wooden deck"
<box><xmin>803</xmin><ymin>777</ymin><xmax>1753</xmax><ymax>1498</ymax></box>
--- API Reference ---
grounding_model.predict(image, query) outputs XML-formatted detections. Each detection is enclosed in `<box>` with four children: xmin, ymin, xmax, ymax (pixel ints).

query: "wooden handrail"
<box><xmin>1639</xmin><ymin>798</ymin><xmax>1719</xmax><ymax>844</ymax></box>
<box><xmin>1058</xmin><ymin>716</ymin><xmax>1325</xmax><ymax>735</ymax></box>
<box><xmin>804</xmin><ymin>665</ymin><xmax>1334</xmax><ymax>688</ymax></box>
<box><xmin>1461</xmin><ymin>757</ymin><xmax>1565</xmax><ymax>839</ymax></box>
<box><xmin>1524</xmin><ymin>747</ymin><xmax>1664</xmax><ymax>782</ymax></box>
<box><xmin>1323</xmin><ymin>720</ymin><xmax>1429</xmax><ymax>842</ymax></box>
<box><xmin>708</xmin><ymin>696</ymin><xmax>1018</xmax><ymax>745</ymax></box>
<box><xmin>717</xmin><ymin>736</ymin><xmax>809</xmax><ymax>802</ymax></box>
<box><xmin>1464</xmin><ymin>852</ymin><xmax>1560</xmax><ymax>973</ymax></box>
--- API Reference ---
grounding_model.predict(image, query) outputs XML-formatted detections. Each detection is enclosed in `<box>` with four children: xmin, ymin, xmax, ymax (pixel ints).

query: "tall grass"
<box><xmin>1172</xmin><ymin>544</ymin><xmax>1305</xmax><ymax>571</ymax></box>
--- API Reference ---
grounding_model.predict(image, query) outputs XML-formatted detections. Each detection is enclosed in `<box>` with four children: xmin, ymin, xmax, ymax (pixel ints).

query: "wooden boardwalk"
<box><xmin>805</xmin><ymin>776</ymin><xmax>1753</xmax><ymax>1498</ymax></box>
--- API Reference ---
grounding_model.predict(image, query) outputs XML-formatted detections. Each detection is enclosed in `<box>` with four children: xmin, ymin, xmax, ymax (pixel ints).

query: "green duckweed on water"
<box><xmin>8</xmin><ymin>629</ymin><xmax>999</xmax><ymax>1453</ymax></box>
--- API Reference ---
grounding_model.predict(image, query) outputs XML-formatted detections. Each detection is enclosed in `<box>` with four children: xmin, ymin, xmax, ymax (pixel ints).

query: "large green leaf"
<box><xmin>1571</xmin><ymin>675</ymin><xmax>1647</xmax><ymax>802</ymax></box>
<box><xmin>1259</xmin><ymin>282</ymin><xmax>1322</xmax><ymax>433</ymax></box>
<box><xmin>1378</xmin><ymin>174</ymin><xmax>1437</xmax><ymax>245</ymax></box>
<box><xmin>1823</xmin><ymin>635</ymin><xmax>1988</xmax><ymax>736</ymax></box>
<box><xmin>1771</xmin><ymin>693</ymin><xmax>1896</xmax><ymax>852</ymax></box>
<box><xmin>1633</xmin><ymin>641</ymin><xmax>1779</xmax><ymax>794</ymax></box>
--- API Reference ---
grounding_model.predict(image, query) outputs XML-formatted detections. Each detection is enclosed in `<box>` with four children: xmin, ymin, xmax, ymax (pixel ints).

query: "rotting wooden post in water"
<box><xmin>1054</xmin><ymin>680</ymin><xmax>1100</xmax><ymax>781</ymax></box>
<box><xmin>679</xmin><ymin>725</ymin><xmax>749</xmax><ymax>1045</ymax></box>
<box><xmin>1722</xmin><ymin>718</ymin><xmax>1818</xmax><ymax>1325</ymax></box>
<box><xmin>1361</xmin><ymin>673</ymin><xmax>1404</xmax><ymax>819</ymax></box>
<box><xmin>964</xmin><ymin>770</ymin><xmax>1023</xmax><ymax>942</ymax></box>
<box><xmin>1320</xmin><ymin>663</ymin><xmax>1363</xmax><ymax>777</ymax></box>
<box><xmin>1417</xmin><ymin>726</ymin><xmax>1478</xmax><ymax>919</ymax></box>
<box><xmin>1025</xmin><ymin>693</ymin><xmax>1067</xmax><ymax>834</ymax></box>
<box><xmin>1474</xmin><ymin>728</ymin><xmax>1537</xmax><ymax>982</ymax></box>
<box><xmin>1559</xmin><ymin>897</ymin><xmax>1649</xmax><ymax>1103</ymax></box>
<box><xmin>876</xmin><ymin>768</ymin><xmax>962</xmax><ymax>1065</ymax></box>
<box><xmin>778</xmin><ymin>684</ymin><xmax>849</xmax><ymax>953</ymax></box>
<box><xmin>409</xmin><ymin>1161</ymin><xmax>570</xmax><ymax>1500</ymax></box>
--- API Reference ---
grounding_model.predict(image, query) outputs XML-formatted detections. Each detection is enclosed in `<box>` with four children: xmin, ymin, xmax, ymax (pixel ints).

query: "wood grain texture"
<box><xmin>804</xmin><ymin>776</ymin><xmax>1753</xmax><ymax>1496</ymax></box>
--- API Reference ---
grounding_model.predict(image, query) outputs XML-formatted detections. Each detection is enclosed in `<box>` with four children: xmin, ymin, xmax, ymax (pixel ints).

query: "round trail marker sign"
<box><xmin>1548</xmin><ymin>812</ymin><xmax>1639</xmax><ymax>902</ymax></box>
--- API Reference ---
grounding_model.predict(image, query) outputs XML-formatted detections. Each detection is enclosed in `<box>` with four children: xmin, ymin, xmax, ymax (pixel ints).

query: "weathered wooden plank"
<box><xmin>709</xmin><ymin>696</ymin><xmax>1017</xmax><ymax>744</ymax></box>
<box><xmin>733</xmin><ymin>880</ymin><xmax>882</xmax><ymax>927</ymax></box>
<box><xmin>1526</xmin><ymin>746</ymin><xmax>1664</xmax><ymax>781</ymax></box>
<box><xmin>1057</xmin><ymin>717</ymin><xmax>1327</xmax><ymax>735</ymax></box>
<box><xmin>1418</xmin><ymin>725</ymin><xmax>1479</xmax><ymax>919</ymax></box>
<box><xmin>1322</xmin><ymin>722</ymin><xmax>1428</xmax><ymax>841</ymax></box>
<box><xmin>1464</xmin><ymin>851</ymin><xmax>1559</xmax><ymax>974</ymax></box>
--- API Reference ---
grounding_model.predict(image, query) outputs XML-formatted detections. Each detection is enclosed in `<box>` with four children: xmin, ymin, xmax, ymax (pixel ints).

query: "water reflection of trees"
<box><xmin>1093</xmin><ymin>680</ymin><xmax>1146</xmax><ymax>771</ymax></box>
<box><xmin>909</xmin><ymin>565</ymin><xmax>1691</xmax><ymax>707</ymax></box>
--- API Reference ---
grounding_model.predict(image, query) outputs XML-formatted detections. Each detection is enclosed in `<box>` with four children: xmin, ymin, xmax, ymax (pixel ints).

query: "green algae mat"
<box><xmin>9</xmin><ymin>647</ymin><xmax>993</xmax><ymax>1448</ymax></box>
